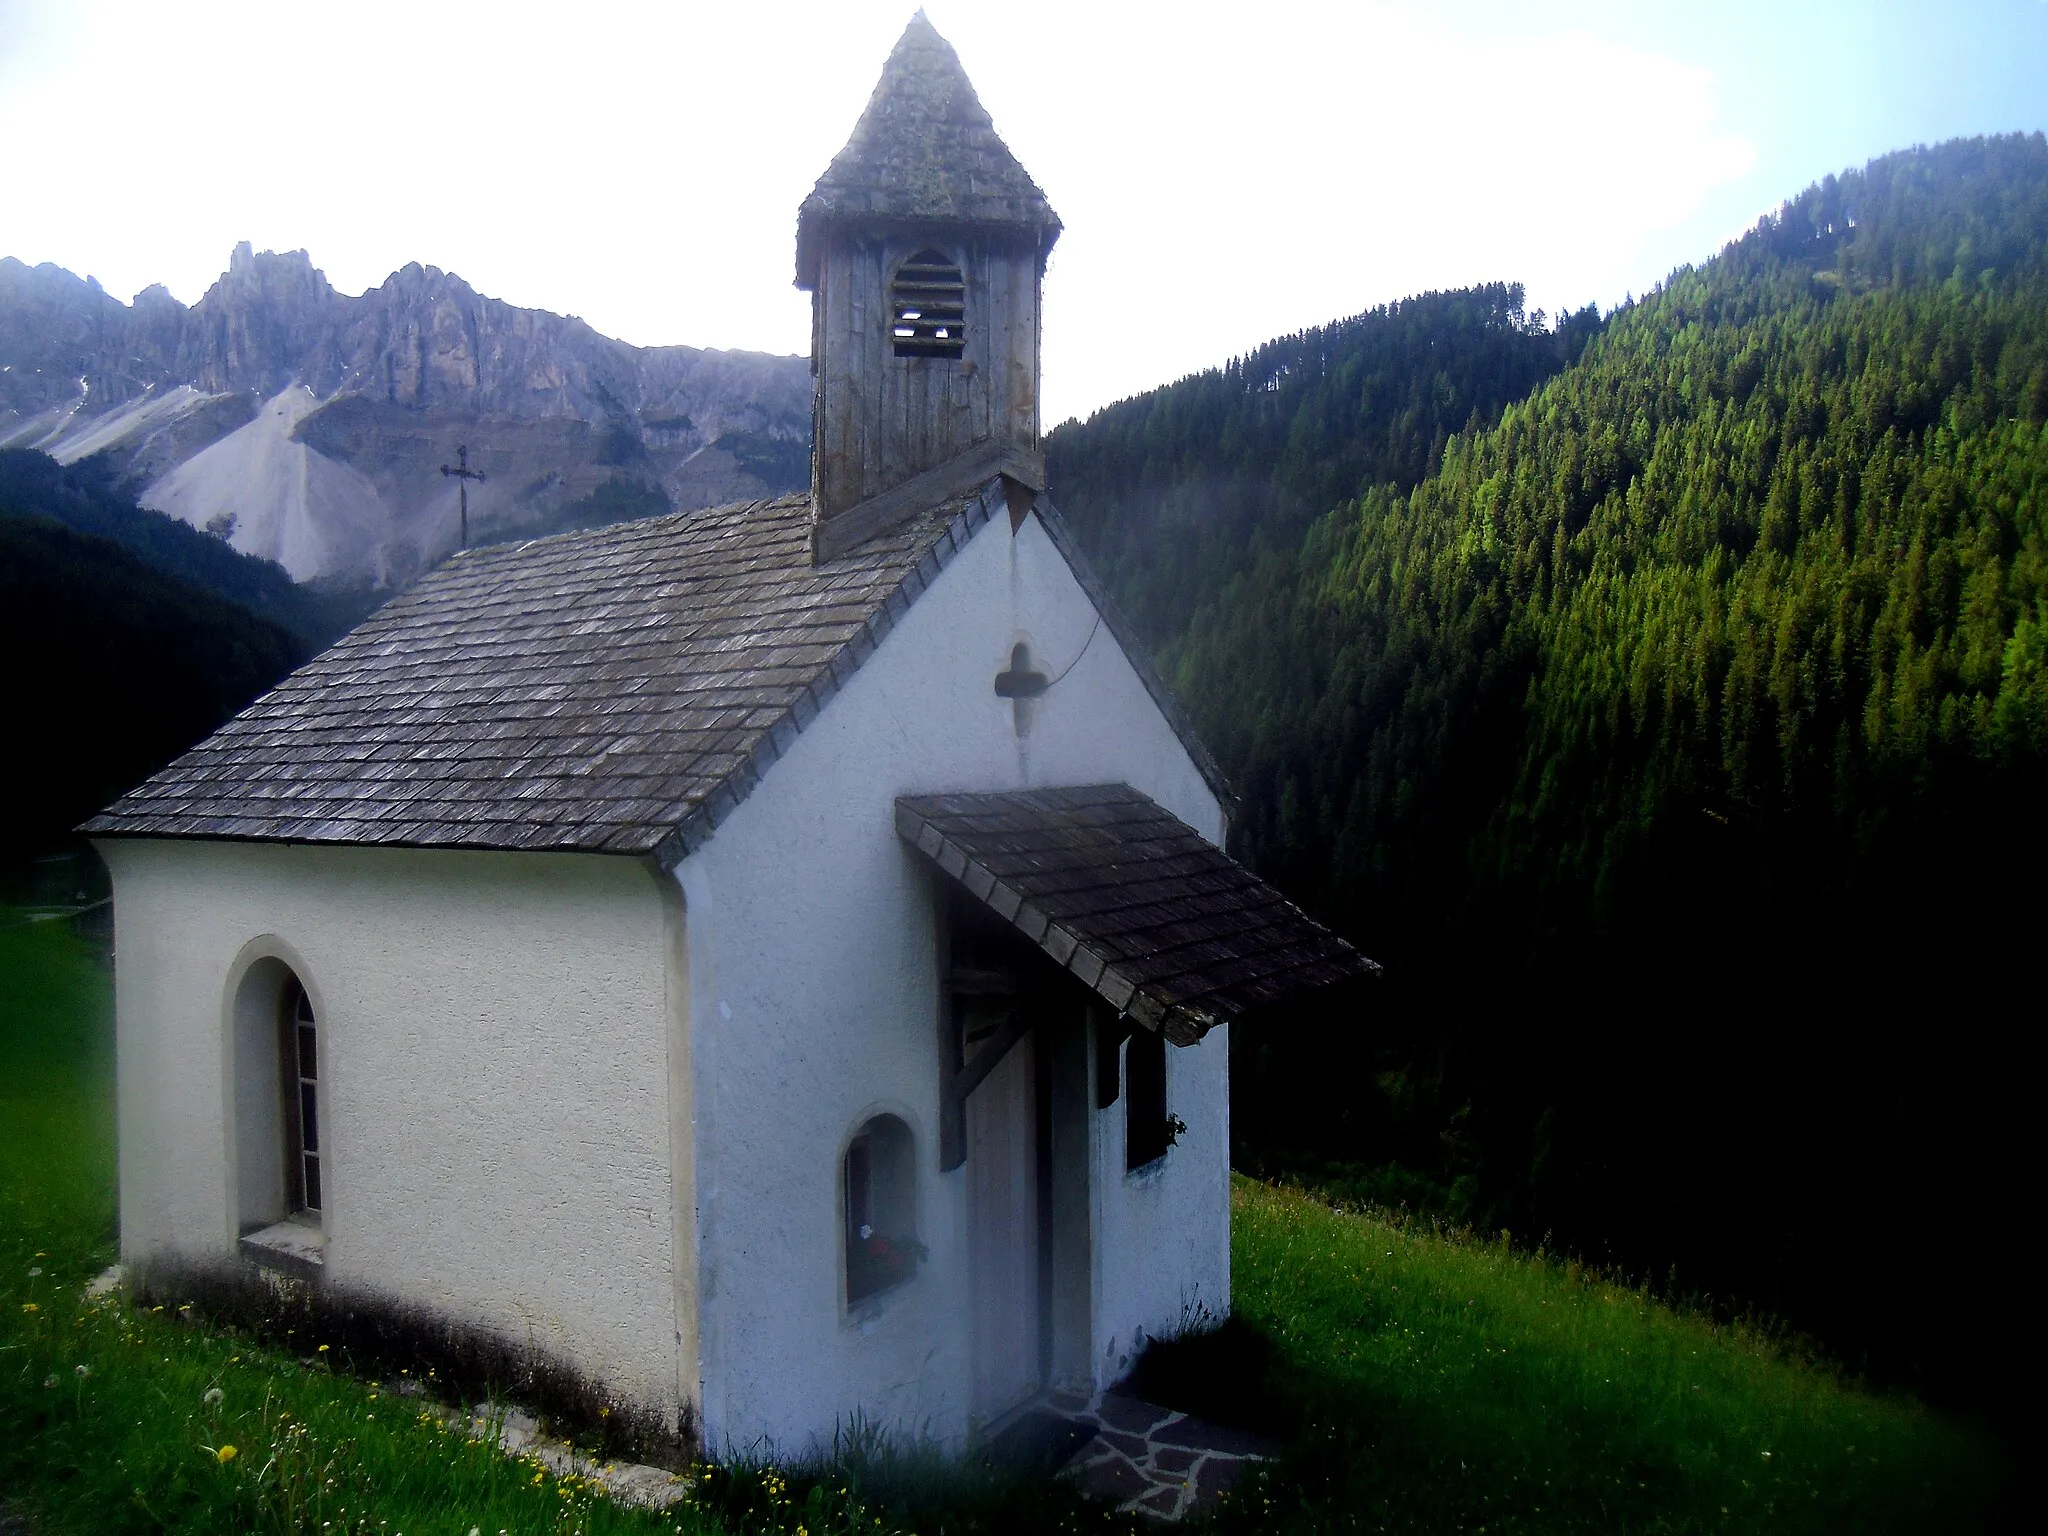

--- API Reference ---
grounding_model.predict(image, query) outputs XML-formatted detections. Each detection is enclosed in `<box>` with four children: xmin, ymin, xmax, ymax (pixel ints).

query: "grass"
<box><xmin>1144</xmin><ymin>1185</ymin><xmax>2014</xmax><ymax>1533</ymax></box>
<box><xmin>1</xmin><ymin>910</ymin><xmax>2015</xmax><ymax>1533</ymax></box>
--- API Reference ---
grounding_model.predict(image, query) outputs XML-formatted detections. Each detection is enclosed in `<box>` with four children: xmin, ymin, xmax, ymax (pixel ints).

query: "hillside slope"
<box><xmin>1062</xmin><ymin>134</ymin><xmax>2047</xmax><ymax>1414</ymax></box>
<box><xmin>1047</xmin><ymin>284</ymin><xmax>1603</xmax><ymax>656</ymax></box>
<box><xmin>0</xmin><ymin>245</ymin><xmax>810</xmax><ymax>583</ymax></box>
<box><xmin>0</xmin><ymin>515</ymin><xmax>305</xmax><ymax>860</ymax></box>
<box><xmin>1215</xmin><ymin>135</ymin><xmax>2048</xmax><ymax>941</ymax></box>
<box><xmin>0</xmin><ymin>449</ymin><xmax>367</xmax><ymax>648</ymax></box>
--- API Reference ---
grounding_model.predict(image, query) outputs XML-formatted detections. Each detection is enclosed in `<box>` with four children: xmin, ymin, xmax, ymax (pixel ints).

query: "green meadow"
<box><xmin>1198</xmin><ymin>1185</ymin><xmax>2013</xmax><ymax>1533</ymax></box>
<box><xmin>0</xmin><ymin>913</ymin><xmax>2012</xmax><ymax>1533</ymax></box>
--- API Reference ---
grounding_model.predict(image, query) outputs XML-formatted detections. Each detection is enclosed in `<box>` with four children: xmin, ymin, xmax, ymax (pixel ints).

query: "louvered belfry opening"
<box><xmin>890</xmin><ymin>250</ymin><xmax>967</xmax><ymax>359</ymax></box>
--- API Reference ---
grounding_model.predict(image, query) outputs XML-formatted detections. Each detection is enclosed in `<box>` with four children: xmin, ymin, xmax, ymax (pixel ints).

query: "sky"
<box><xmin>1</xmin><ymin>1</ymin><xmax>2043</xmax><ymax>425</ymax></box>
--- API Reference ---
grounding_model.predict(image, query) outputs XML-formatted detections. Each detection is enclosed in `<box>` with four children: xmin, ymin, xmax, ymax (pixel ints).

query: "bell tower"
<box><xmin>797</xmin><ymin>14</ymin><xmax>1062</xmax><ymax>561</ymax></box>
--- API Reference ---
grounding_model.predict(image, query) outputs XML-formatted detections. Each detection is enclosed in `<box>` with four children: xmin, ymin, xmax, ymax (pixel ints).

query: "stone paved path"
<box><xmin>1055</xmin><ymin>1391</ymin><xmax>1277</xmax><ymax>1522</ymax></box>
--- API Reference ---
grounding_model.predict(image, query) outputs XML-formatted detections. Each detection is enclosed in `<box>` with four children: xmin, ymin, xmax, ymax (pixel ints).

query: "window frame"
<box><xmin>842</xmin><ymin>1111</ymin><xmax>920</xmax><ymax>1310</ymax></box>
<box><xmin>280</xmin><ymin>977</ymin><xmax>323</xmax><ymax>1220</ymax></box>
<box><xmin>1124</xmin><ymin>1027</ymin><xmax>1175</xmax><ymax>1173</ymax></box>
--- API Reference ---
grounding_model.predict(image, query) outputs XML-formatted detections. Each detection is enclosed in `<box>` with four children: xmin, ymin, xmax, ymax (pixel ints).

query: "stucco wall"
<box><xmin>1092</xmin><ymin>1024</ymin><xmax>1232</xmax><ymax>1385</ymax></box>
<box><xmin>680</xmin><ymin>506</ymin><xmax>1230</xmax><ymax>1455</ymax></box>
<box><xmin>97</xmin><ymin>839</ymin><xmax>692</xmax><ymax>1417</ymax></box>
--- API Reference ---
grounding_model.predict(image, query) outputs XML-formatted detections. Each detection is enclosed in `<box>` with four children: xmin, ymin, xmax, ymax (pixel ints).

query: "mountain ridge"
<box><xmin>0</xmin><ymin>245</ymin><xmax>812</xmax><ymax>583</ymax></box>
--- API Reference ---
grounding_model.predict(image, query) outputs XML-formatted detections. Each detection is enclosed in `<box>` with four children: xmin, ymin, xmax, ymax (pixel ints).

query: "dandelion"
<box><xmin>204</xmin><ymin>1387</ymin><xmax>225</xmax><ymax>1406</ymax></box>
<box><xmin>27</xmin><ymin>1266</ymin><xmax>41</xmax><ymax>1277</ymax></box>
<box><xmin>318</xmin><ymin>1344</ymin><xmax>330</xmax><ymax>1353</ymax></box>
<box><xmin>19</xmin><ymin>1303</ymin><xmax>36</xmax><ymax>1313</ymax></box>
<box><xmin>217</xmin><ymin>1445</ymin><xmax>239</xmax><ymax>1464</ymax></box>
<box><xmin>75</xmin><ymin>1364</ymin><xmax>91</xmax><ymax>1378</ymax></box>
<box><xmin>42</xmin><ymin>1375</ymin><xmax>57</xmax><ymax>1389</ymax></box>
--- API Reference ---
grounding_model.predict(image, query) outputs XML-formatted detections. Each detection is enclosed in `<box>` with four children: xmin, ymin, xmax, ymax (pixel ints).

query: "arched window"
<box><xmin>844</xmin><ymin>1114</ymin><xmax>919</xmax><ymax>1304</ymax></box>
<box><xmin>232</xmin><ymin>955</ymin><xmax>326</xmax><ymax>1274</ymax></box>
<box><xmin>890</xmin><ymin>250</ymin><xmax>966</xmax><ymax>359</ymax></box>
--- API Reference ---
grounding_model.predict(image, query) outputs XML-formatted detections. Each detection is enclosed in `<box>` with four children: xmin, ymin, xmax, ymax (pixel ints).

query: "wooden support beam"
<box><xmin>939</xmin><ymin>1002</ymin><xmax>1033</xmax><ymax>1172</ymax></box>
<box><xmin>954</xmin><ymin>1008</ymin><xmax>1031</xmax><ymax>1105</ymax></box>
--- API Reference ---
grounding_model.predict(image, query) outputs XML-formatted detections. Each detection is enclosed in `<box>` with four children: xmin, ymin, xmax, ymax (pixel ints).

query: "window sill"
<box><xmin>240</xmin><ymin>1216</ymin><xmax>325</xmax><ymax>1283</ymax></box>
<box><xmin>1124</xmin><ymin>1152</ymin><xmax>1170</xmax><ymax>1185</ymax></box>
<box><xmin>842</xmin><ymin>1272</ymin><xmax>920</xmax><ymax>1333</ymax></box>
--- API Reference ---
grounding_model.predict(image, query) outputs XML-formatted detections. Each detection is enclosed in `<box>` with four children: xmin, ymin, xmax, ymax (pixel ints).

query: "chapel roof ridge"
<box><xmin>443</xmin><ymin>490</ymin><xmax>810</xmax><ymax>567</ymax></box>
<box><xmin>796</xmin><ymin>12</ymin><xmax>1060</xmax><ymax>286</ymax></box>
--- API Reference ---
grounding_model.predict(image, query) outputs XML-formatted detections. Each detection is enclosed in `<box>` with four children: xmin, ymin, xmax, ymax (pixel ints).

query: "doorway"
<box><xmin>966</xmin><ymin>1025</ymin><xmax>1039</xmax><ymax>1421</ymax></box>
<box><xmin>949</xmin><ymin>890</ymin><xmax>1095</xmax><ymax>1425</ymax></box>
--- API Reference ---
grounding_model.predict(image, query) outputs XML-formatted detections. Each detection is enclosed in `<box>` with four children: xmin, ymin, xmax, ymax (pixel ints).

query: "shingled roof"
<box><xmin>85</xmin><ymin>482</ymin><xmax>1228</xmax><ymax>867</ymax></box>
<box><xmin>84</xmin><ymin>488</ymin><xmax>999</xmax><ymax>866</ymax></box>
<box><xmin>897</xmin><ymin>785</ymin><xmax>1376</xmax><ymax>1042</ymax></box>
<box><xmin>796</xmin><ymin>13</ymin><xmax>1061</xmax><ymax>287</ymax></box>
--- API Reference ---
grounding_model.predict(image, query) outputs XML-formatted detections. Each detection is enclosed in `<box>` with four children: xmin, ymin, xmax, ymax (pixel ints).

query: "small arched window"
<box><xmin>890</xmin><ymin>250</ymin><xmax>966</xmax><ymax>359</ymax></box>
<box><xmin>233</xmin><ymin>956</ymin><xmax>327</xmax><ymax>1277</ymax></box>
<box><xmin>844</xmin><ymin>1114</ymin><xmax>920</xmax><ymax>1304</ymax></box>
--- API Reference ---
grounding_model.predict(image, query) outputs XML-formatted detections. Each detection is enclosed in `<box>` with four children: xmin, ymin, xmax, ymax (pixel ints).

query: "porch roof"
<box><xmin>895</xmin><ymin>784</ymin><xmax>1376</xmax><ymax>1044</ymax></box>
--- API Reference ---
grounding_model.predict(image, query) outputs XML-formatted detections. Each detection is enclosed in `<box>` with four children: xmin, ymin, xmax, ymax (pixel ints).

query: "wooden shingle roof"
<box><xmin>796</xmin><ymin>13</ymin><xmax>1061</xmax><ymax>287</ymax></box>
<box><xmin>85</xmin><ymin>485</ymin><xmax>1006</xmax><ymax>868</ymax></box>
<box><xmin>896</xmin><ymin>784</ymin><xmax>1377</xmax><ymax>1042</ymax></box>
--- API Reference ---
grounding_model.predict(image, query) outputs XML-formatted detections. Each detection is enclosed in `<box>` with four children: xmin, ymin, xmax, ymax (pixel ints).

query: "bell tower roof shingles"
<box><xmin>796</xmin><ymin>12</ymin><xmax>1061</xmax><ymax>289</ymax></box>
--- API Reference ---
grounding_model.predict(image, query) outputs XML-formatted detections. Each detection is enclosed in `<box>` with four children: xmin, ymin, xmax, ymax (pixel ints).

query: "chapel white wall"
<box><xmin>96</xmin><ymin>839</ymin><xmax>692</xmax><ymax>1418</ymax></box>
<box><xmin>680</xmin><ymin>505</ymin><xmax>1229</xmax><ymax>1455</ymax></box>
<box><xmin>1093</xmin><ymin>1025</ymin><xmax>1232</xmax><ymax>1385</ymax></box>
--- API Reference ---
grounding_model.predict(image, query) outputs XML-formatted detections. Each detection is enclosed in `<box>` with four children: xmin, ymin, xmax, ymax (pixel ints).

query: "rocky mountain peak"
<box><xmin>193</xmin><ymin>245</ymin><xmax>343</xmax><ymax>397</ymax></box>
<box><xmin>1</xmin><ymin>245</ymin><xmax>814</xmax><ymax>586</ymax></box>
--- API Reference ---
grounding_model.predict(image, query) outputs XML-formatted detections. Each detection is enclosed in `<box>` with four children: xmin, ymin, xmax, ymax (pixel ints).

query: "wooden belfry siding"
<box><xmin>812</xmin><ymin>233</ymin><xmax>1041</xmax><ymax>522</ymax></box>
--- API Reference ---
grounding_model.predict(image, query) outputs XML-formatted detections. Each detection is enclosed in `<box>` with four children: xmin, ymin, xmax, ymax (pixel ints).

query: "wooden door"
<box><xmin>967</xmin><ymin>1029</ymin><xmax>1039</xmax><ymax>1422</ymax></box>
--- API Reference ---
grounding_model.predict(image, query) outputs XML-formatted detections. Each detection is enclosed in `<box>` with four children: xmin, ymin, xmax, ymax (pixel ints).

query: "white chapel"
<box><xmin>87</xmin><ymin>15</ymin><xmax>1370</xmax><ymax>1454</ymax></box>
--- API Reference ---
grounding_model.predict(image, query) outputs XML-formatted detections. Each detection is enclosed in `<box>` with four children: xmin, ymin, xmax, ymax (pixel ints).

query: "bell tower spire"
<box><xmin>798</xmin><ymin>14</ymin><xmax>1062</xmax><ymax>561</ymax></box>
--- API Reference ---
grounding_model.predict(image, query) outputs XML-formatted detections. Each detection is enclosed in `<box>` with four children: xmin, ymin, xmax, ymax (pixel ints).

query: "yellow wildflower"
<box><xmin>217</xmin><ymin>1445</ymin><xmax>238</xmax><ymax>1464</ymax></box>
<box><xmin>19</xmin><ymin>1303</ymin><xmax>37</xmax><ymax>1313</ymax></box>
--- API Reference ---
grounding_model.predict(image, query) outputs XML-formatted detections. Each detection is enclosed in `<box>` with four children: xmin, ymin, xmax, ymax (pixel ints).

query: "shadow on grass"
<box><xmin>128</xmin><ymin>1257</ymin><xmax>691</xmax><ymax>1470</ymax></box>
<box><xmin>1123</xmin><ymin>1314</ymin><xmax>1290</xmax><ymax>1439</ymax></box>
<box><xmin>1123</xmin><ymin>1312</ymin><xmax>1749</xmax><ymax>1534</ymax></box>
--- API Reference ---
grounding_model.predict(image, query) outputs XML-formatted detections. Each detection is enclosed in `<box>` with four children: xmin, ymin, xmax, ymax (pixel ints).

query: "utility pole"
<box><xmin>440</xmin><ymin>444</ymin><xmax>486</xmax><ymax>550</ymax></box>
